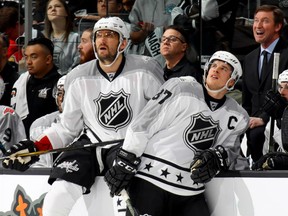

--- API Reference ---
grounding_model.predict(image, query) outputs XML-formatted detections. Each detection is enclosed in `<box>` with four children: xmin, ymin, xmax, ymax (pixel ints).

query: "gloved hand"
<box><xmin>190</xmin><ymin>145</ymin><xmax>228</xmax><ymax>184</ymax></box>
<box><xmin>2</xmin><ymin>140</ymin><xmax>39</xmax><ymax>171</ymax></box>
<box><xmin>252</xmin><ymin>152</ymin><xmax>288</xmax><ymax>170</ymax></box>
<box><xmin>104</xmin><ymin>148</ymin><xmax>141</xmax><ymax>197</ymax></box>
<box><xmin>262</xmin><ymin>90</ymin><xmax>287</xmax><ymax>119</ymax></box>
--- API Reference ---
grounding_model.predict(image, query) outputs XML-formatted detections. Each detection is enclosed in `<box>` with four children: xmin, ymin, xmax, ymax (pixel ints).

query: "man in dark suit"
<box><xmin>242</xmin><ymin>4</ymin><xmax>288</xmax><ymax>163</ymax></box>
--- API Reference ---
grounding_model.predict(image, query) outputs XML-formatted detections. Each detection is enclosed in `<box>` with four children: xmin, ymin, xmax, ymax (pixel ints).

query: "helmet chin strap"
<box><xmin>204</xmin><ymin>77</ymin><xmax>234</xmax><ymax>93</ymax></box>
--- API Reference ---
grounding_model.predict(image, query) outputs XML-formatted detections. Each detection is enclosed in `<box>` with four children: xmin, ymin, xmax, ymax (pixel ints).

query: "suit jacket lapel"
<box><xmin>260</xmin><ymin>38</ymin><xmax>284</xmax><ymax>86</ymax></box>
<box><xmin>251</xmin><ymin>48</ymin><xmax>261</xmax><ymax>85</ymax></box>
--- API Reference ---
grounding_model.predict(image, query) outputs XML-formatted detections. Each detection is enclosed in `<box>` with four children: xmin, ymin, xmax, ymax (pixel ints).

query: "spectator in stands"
<box><xmin>74</xmin><ymin>0</ymin><xmax>129</xmax><ymax>42</ymax></box>
<box><xmin>75</xmin><ymin>0</ymin><xmax>126</xmax><ymax>22</ymax></box>
<box><xmin>77</xmin><ymin>28</ymin><xmax>96</xmax><ymax>64</ymax></box>
<box><xmin>0</xmin><ymin>5</ymin><xmax>24</xmax><ymax>64</ymax></box>
<box><xmin>122</xmin><ymin>0</ymin><xmax>135</xmax><ymax>13</ymax></box>
<box><xmin>127</xmin><ymin>0</ymin><xmax>181</xmax><ymax>67</ymax></box>
<box><xmin>0</xmin><ymin>33</ymin><xmax>19</xmax><ymax>106</ymax></box>
<box><xmin>33</xmin><ymin>0</ymin><xmax>97</xmax><ymax>24</ymax></box>
<box><xmin>129</xmin><ymin>0</ymin><xmax>180</xmax><ymax>45</ymax></box>
<box><xmin>44</xmin><ymin>0</ymin><xmax>80</xmax><ymax>75</ymax></box>
<box><xmin>97</xmin><ymin>0</ymin><xmax>124</xmax><ymax>17</ymax></box>
<box><xmin>0</xmin><ymin>3</ymin><xmax>44</xmax><ymax>65</ymax></box>
<box><xmin>160</xmin><ymin>25</ymin><xmax>202</xmax><ymax>82</ymax></box>
<box><xmin>242</xmin><ymin>5</ymin><xmax>288</xmax><ymax>163</ymax></box>
<box><xmin>10</xmin><ymin>37</ymin><xmax>61</xmax><ymax>137</ymax></box>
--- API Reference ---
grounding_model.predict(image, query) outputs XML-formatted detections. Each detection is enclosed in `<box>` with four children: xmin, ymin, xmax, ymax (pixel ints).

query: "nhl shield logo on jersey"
<box><xmin>184</xmin><ymin>113</ymin><xmax>222</xmax><ymax>151</ymax></box>
<box><xmin>94</xmin><ymin>89</ymin><xmax>132</xmax><ymax>131</ymax></box>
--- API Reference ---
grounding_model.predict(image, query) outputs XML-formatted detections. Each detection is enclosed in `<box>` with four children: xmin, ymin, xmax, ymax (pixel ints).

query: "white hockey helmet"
<box><xmin>55</xmin><ymin>75</ymin><xmax>66</xmax><ymax>110</ymax></box>
<box><xmin>93</xmin><ymin>17</ymin><xmax>130</xmax><ymax>67</ymax></box>
<box><xmin>93</xmin><ymin>16</ymin><xmax>130</xmax><ymax>40</ymax></box>
<box><xmin>54</xmin><ymin>76</ymin><xmax>66</xmax><ymax>99</ymax></box>
<box><xmin>204</xmin><ymin>51</ymin><xmax>242</xmax><ymax>92</ymax></box>
<box><xmin>57</xmin><ymin>75</ymin><xmax>66</xmax><ymax>88</ymax></box>
<box><xmin>278</xmin><ymin>69</ymin><xmax>288</xmax><ymax>84</ymax></box>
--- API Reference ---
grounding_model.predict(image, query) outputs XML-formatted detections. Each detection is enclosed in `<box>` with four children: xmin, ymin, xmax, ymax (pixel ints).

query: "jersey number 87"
<box><xmin>152</xmin><ymin>89</ymin><xmax>172</xmax><ymax>104</ymax></box>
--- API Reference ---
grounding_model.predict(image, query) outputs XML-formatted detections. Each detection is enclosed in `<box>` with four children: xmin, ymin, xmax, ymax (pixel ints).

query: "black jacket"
<box><xmin>163</xmin><ymin>57</ymin><xmax>203</xmax><ymax>83</ymax></box>
<box><xmin>23</xmin><ymin>65</ymin><xmax>61</xmax><ymax>137</ymax></box>
<box><xmin>0</xmin><ymin>61</ymin><xmax>19</xmax><ymax>106</ymax></box>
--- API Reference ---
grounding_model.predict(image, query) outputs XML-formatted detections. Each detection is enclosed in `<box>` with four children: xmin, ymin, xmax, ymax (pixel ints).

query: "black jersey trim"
<box><xmin>137</xmin><ymin>171</ymin><xmax>205</xmax><ymax>191</ymax></box>
<box><xmin>97</xmin><ymin>56</ymin><xmax>126</xmax><ymax>82</ymax></box>
<box><xmin>142</xmin><ymin>153</ymin><xmax>190</xmax><ymax>172</ymax></box>
<box><xmin>203</xmin><ymin>86</ymin><xmax>226</xmax><ymax>111</ymax></box>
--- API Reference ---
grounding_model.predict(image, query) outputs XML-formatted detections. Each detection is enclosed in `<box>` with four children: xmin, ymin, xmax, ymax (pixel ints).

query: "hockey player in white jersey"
<box><xmin>0</xmin><ymin>106</ymin><xmax>26</xmax><ymax>159</ymax></box>
<box><xmin>2</xmin><ymin>16</ymin><xmax>164</xmax><ymax>216</ymax></box>
<box><xmin>104</xmin><ymin>51</ymin><xmax>249</xmax><ymax>216</ymax></box>
<box><xmin>0</xmin><ymin>79</ymin><xmax>26</xmax><ymax>159</ymax></box>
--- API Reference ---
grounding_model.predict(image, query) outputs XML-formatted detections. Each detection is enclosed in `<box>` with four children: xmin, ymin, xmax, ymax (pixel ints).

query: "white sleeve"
<box><xmin>44</xmin><ymin>81</ymin><xmax>84</xmax><ymax>149</ymax></box>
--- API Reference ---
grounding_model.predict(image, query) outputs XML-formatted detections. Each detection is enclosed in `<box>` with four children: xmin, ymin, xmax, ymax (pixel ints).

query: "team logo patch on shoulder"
<box><xmin>3</xmin><ymin>107</ymin><xmax>15</xmax><ymax>115</ymax></box>
<box><xmin>183</xmin><ymin>113</ymin><xmax>222</xmax><ymax>151</ymax></box>
<box><xmin>94</xmin><ymin>89</ymin><xmax>132</xmax><ymax>131</ymax></box>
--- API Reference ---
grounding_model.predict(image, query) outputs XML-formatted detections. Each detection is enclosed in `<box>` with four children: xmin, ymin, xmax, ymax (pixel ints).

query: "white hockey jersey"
<box><xmin>43</xmin><ymin>54</ymin><xmax>164</xmax><ymax>149</ymax></box>
<box><xmin>0</xmin><ymin>106</ymin><xmax>26</xmax><ymax>157</ymax></box>
<box><xmin>122</xmin><ymin>76</ymin><xmax>249</xmax><ymax>196</ymax></box>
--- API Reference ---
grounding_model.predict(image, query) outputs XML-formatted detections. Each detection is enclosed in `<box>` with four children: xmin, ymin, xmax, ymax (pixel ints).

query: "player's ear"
<box><xmin>119</xmin><ymin>39</ymin><xmax>128</xmax><ymax>51</ymax></box>
<box><xmin>228</xmin><ymin>79</ymin><xmax>235</xmax><ymax>88</ymax></box>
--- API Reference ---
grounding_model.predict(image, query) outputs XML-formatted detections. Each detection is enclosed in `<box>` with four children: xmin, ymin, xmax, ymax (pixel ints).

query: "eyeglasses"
<box><xmin>159</xmin><ymin>35</ymin><xmax>185</xmax><ymax>44</ymax></box>
<box><xmin>95</xmin><ymin>31</ymin><xmax>118</xmax><ymax>39</ymax></box>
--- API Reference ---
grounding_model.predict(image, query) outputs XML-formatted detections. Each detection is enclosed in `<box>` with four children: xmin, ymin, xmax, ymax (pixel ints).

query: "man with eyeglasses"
<box><xmin>160</xmin><ymin>25</ymin><xmax>202</xmax><ymax>82</ymax></box>
<box><xmin>2</xmin><ymin>16</ymin><xmax>164</xmax><ymax>216</ymax></box>
<box><xmin>0</xmin><ymin>33</ymin><xmax>19</xmax><ymax>106</ymax></box>
<box><xmin>104</xmin><ymin>50</ymin><xmax>249</xmax><ymax>215</ymax></box>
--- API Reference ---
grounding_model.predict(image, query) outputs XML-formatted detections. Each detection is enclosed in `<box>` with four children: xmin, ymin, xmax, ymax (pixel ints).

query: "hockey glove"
<box><xmin>190</xmin><ymin>145</ymin><xmax>228</xmax><ymax>184</ymax></box>
<box><xmin>262</xmin><ymin>90</ymin><xmax>287</xmax><ymax>119</ymax></box>
<box><xmin>2</xmin><ymin>140</ymin><xmax>39</xmax><ymax>171</ymax></box>
<box><xmin>104</xmin><ymin>148</ymin><xmax>141</xmax><ymax>197</ymax></box>
<box><xmin>252</xmin><ymin>152</ymin><xmax>288</xmax><ymax>170</ymax></box>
